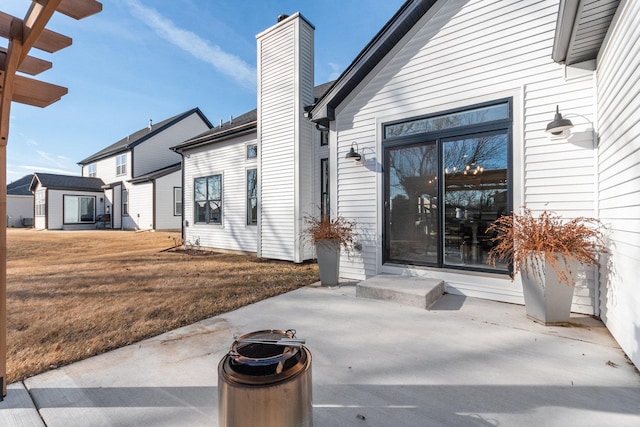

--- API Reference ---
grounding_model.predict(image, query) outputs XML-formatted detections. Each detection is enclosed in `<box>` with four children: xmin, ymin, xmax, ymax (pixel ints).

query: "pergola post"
<box><xmin>0</xmin><ymin>0</ymin><xmax>101</xmax><ymax>399</ymax></box>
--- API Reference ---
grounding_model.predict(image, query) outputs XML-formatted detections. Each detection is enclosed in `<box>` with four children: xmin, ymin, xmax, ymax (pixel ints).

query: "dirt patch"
<box><xmin>6</xmin><ymin>229</ymin><xmax>318</xmax><ymax>383</ymax></box>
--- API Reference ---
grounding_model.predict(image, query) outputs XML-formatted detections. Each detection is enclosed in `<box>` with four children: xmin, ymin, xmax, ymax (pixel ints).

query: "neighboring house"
<box><xmin>32</xmin><ymin>108</ymin><xmax>212</xmax><ymax>231</ymax></box>
<box><xmin>78</xmin><ymin>107</ymin><xmax>212</xmax><ymax>231</ymax></box>
<box><xmin>175</xmin><ymin>0</ymin><xmax>640</xmax><ymax>370</ymax></box>
<box><xmin>29</xmin><ymin>173</ymin><xmax>105</xmax><ymax>230</ymax></box>
<box><xmin>6</xmin><ymin>174</ymin><xmax>34</xmax><ymax>227</ymax></box>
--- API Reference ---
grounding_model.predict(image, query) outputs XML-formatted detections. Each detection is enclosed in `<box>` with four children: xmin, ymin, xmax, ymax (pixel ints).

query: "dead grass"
<box><xmin>6</xmin><ymin>229</ymin><xmax>319</xmax><ymax>383</ymax></box>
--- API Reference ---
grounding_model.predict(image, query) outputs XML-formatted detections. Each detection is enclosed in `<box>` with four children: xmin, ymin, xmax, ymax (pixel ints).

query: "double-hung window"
<box><xmin>35</xmin><ymin>190</ymin><xmax>45</xmax><ymax>216</ymax></box>
<box><xmin>116</xmin><ymin>154</ymin><xmax>127</xmax><ymax>176</ymax></box>
<box><xmin>87</xmin><ymin>163</ymin><xmax>97</xmax><ymax>177</ymax></box>
<box><xmin>194</xmin><ymin>175</ymin><xmax>222</xmax><ymax>224</ymax></box>
<box><xmin>174</xmin><ymin>187</ymin><xmax>182</xmax><ymax>216</ymax></box>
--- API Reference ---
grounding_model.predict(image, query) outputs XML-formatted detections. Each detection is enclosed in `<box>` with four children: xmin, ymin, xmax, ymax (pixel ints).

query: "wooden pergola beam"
<box><xmin>1</xmin><ymin>0</ymin><xmax>101</xmax><ymax>399</ymax></box>
<box><xmin>35</xmin><ymin>0</ymin><xmax>102</xmax><ymax>20</ymax></box>
<box><xmin>0</xmin><ymin>47</ymin><xmax>53</xmax><ymax>75</ymax></box>
<box><xmin>0</xmin><ymin>11</ymin><xmax>71</xmax><ymax>55</ymax></box>
<box><xmin>0</xmin><ymin>71</ymin><xmax>68</xmax><ymax>107</ymax></box>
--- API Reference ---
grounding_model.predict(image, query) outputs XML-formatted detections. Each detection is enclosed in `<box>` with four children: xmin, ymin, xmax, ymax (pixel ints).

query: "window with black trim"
<box><xmin>320</xmin><ymin>130</ymin><xmax>328</xmax><ymax>146</ymax></box>
<box><xmin>320</xmin><ymin>159</ymin><xmax>329</xmax><ymax>218</ymax></box>
<box><xmin>63</xmin><ymin>195</ymin><xmax>95</xmax><ymax>224</ymax></box>
<box><xmin>194</xmin><ymin>175</ymin><xmax>222</xmax><ymax>224</ymax></box>
<box><xmin>383</xmin><ymin>99</ymin><xmax>512</xmax><ymax>273</ymax></box>
<box><xmin>247</xmin><ymin>169</ymin><xmax>257</xmax><ymax>225</ymax></box>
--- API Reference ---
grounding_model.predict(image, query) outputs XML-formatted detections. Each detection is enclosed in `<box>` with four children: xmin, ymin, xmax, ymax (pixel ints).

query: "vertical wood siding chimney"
<box><xmin>256</xmin><ymin>13</ymin><xmax>315</xmax><ymax>262</ymax></box>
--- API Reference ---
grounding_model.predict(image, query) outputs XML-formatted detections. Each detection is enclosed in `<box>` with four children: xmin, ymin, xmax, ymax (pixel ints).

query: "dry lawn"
<box><xmin>6</xmin><ymin>229</ymin><xmax>319</xmax><ymax>383</ymax></box>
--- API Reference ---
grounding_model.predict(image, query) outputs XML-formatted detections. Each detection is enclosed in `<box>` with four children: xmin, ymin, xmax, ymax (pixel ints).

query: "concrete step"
<box><xmin>356</xmin><ymin>275</ymin><xmax>445</xmax><ymax>309</ymax></box>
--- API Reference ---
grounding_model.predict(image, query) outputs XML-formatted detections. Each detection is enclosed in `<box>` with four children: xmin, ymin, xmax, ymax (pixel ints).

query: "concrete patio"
<box><xmin>1</xmin><ymin>280</ymin><xmax>639</xmax><ymax>426</ymax></box>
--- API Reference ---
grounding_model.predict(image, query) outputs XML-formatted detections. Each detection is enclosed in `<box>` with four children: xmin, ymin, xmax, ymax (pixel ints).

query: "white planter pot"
<box><xmin>315</xmin><ymin>240</ymin><xmax>340</xmax><ymax>287</ymax></box>
<box><xmin>521</xmin><ymin>253</ymin><xmax>576</xmax><ymax>325</ymax></box>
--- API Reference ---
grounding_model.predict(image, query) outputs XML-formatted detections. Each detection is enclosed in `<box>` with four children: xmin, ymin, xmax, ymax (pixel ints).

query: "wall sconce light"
<box><xmin>345</xmin><ymin>141</ymin><xmax>362</xmax><ymax>161</ymax></box>
<box><xmin>545</xmin><ymin>105</ymin><xmax>574</xmax><ymax>135</ymax></box>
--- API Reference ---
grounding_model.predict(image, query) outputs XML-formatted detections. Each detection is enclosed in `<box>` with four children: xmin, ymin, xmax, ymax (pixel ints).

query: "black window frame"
<box><xmin>63</xmin><ymin>194</ymin><xmax>96</xmax><ymax>224</ymax></box>
<box><xmin>246</xmin><ymin>169</ymin><xmax>257</xmax><ymax>225</ymax></box>
<box><xmin>320</xmin><ymin>158</ymin><xmax>330</xmax><ymax>218</ymax></box>
<box><xmin>382</xmin><ymin>98</ymin><xmax>513</xmax><ymax>274</ymax></box>
<box><xmin>320</xmin><ymin>130</ymin><xmax>329</xmax><ymax>146</ymax></box>
<box><xmin>194</xmin><ymin>174</ymin><xmax>222</xmax><ymax>225</ymax></box>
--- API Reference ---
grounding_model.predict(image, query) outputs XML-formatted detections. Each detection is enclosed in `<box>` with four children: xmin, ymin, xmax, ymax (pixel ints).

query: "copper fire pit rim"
<box><xmin>229</xmin><ymin>329</ymin><xmax>300</xmax><ymax>367</ymax></box>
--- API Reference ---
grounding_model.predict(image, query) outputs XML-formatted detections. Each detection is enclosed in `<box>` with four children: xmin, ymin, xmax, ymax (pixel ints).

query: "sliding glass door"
<box><xmin>385</xmin><ymin>142</ymin><xmax>439</xmax><ymax>265</ymax></box>
<box><xmin>383</xmin><ymin>99</ymin><xmax>511</xmax><ymax>273</ymax></box>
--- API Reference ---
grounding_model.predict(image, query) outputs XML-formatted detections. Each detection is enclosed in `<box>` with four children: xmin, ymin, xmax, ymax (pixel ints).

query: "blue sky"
<box><xmin>3</xmin><ymin>0</ymin><xmax>406</xmax><ymax>184</ymax></box>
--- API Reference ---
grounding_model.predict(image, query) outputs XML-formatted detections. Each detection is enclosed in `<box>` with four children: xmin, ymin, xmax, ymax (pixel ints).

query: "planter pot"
<box><xmin>315</xmin><ymin>239</ymin><xmax>340</xmax><ymax>287</ymax></box>
<box><xmin>521</xmin><ymin>253</ymin><xmax>576</xmax><ymax>326</ymax></box>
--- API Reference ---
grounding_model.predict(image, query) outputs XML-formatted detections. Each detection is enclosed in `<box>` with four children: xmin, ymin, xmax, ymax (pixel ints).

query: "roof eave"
<box><xmin>551</xmin><ymin>0</ymin><xmax>580</xmax><ymax>64</ymax></box>
<box><xmin>172</xmin><ymin>122</ymin><xmax>257</xmax><ymax>153</ymax></box>
<box><xmin>309</xmin><ymin>0</ymin><xmax>439</xmax><ymax>123</ymax></box>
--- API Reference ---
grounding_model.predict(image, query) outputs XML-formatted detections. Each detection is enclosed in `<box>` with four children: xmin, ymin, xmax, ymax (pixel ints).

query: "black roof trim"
<box><xmin>129</xmin><ymin>162</ymin><xmax>181</xmax><ymax>184</ymax></box>
<box><xmin>551</xmin><ymin>0</ymin><xmax>620</xmax><ymax>65</ymax></box>
<box><xmin>172</xmin><ymin>109</ymin><xmax>257</xmax><ymax>152</ymax></box>
<box><xmin>78</xmin><ymin>108</ymin><xmax>213</xmax><ymax>165</ymax></box>
<box><xmin>172</xmin><ymin>82</ymin><xmax>336</xmax><ymax>152</ymax></box>
<box><xmin>309</xmin><ymin>0</ymin><xmax>438</xmax><ymax>122</ymax></box>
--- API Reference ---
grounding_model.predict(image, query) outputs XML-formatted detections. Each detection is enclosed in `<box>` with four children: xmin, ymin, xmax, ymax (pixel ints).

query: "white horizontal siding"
<box><xmin>133</xmin><ymin>113</ymin><xmax>209</xmax><ymax>178</ymax></box>
<box><xmin>92</xmin><ymin>151</ymin><xmax>130</xmax><ymax>186</ymax></box>
<box><xmin>257</xmin><ymin>15</ymin><xmax>314</xmax><ymax>262</ymax></box>
<box><xmin>333</xmin><ymin>0</ymin><xmax>598</xmax><ymax>312</ymax></box>
<box><xmin>45</xmin><ymin>188</ymin><xmax>105</xmax><ymax>230</ymax></box>
<box><xmin>128</xmin><ymin>182</ymin><xmax>154</xmax><ymax>231</ymax></box>
<box><xmin>154</xmin><ymin>171</ymin><xmax>182</xmax><ymax>231</ymax></box>
<box><xmin>183</xmin><ymin>133</ymin><xmax>258</xmax><ymax>253</ymax></box>
<box><xmin>595</xmin><ymin>0</ymin><xmax>640</xmax><ymax>368</ymax></box>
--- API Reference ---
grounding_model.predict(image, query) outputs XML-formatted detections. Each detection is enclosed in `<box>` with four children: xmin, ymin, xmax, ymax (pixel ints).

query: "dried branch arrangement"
<box><xmin>486</xmin><ymin>208</ymin><xmax>607</xmax><ymax>286</ymax></box>
<box><xmin>303</xmin><ymin>215</ymin><xmax>357</xmax><ymax>250</ymax></box>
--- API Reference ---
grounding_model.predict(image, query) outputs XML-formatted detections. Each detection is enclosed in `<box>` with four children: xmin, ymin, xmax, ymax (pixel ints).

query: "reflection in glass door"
<box><xmin>443</xmin><ymin>132</ymin><xmax>508</xmax><ymax>271</ymax></box>
<box><xmin>382</xmin><ymin>99</ymin><xmax>511</xmax><ymax>273</ymax></box>
<box><xmin>385</xmin><ymin>142</ymin><xmax>439</xmax><ymax>265</ymax></box>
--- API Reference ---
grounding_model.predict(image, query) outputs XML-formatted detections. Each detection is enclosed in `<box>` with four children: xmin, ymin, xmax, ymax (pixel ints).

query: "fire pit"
<box><xmin>218</xmin><ymin>329</ymin><xmax>312</xmax><ymax>426</ymax></box>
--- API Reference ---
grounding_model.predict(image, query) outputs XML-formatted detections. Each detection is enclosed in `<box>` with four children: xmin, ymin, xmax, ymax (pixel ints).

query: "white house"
<box><xmin>32</xmin><ymin>108</ymin><xmax>212</xmax><ymax>231</ymax></box>
<box><xmin>176</xmin><ymin>0</ymin><xmax>640</xmax><ymax>370</ymax></box>
<box><xmin>6</xmin><ymin>174</ymin><xmax>34</xmax><ymax>227</ymax></box>
<box><xmin>78</xmin><ymin>107</ymin><xmax>212</xmax><ymax>231</ymax></box>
